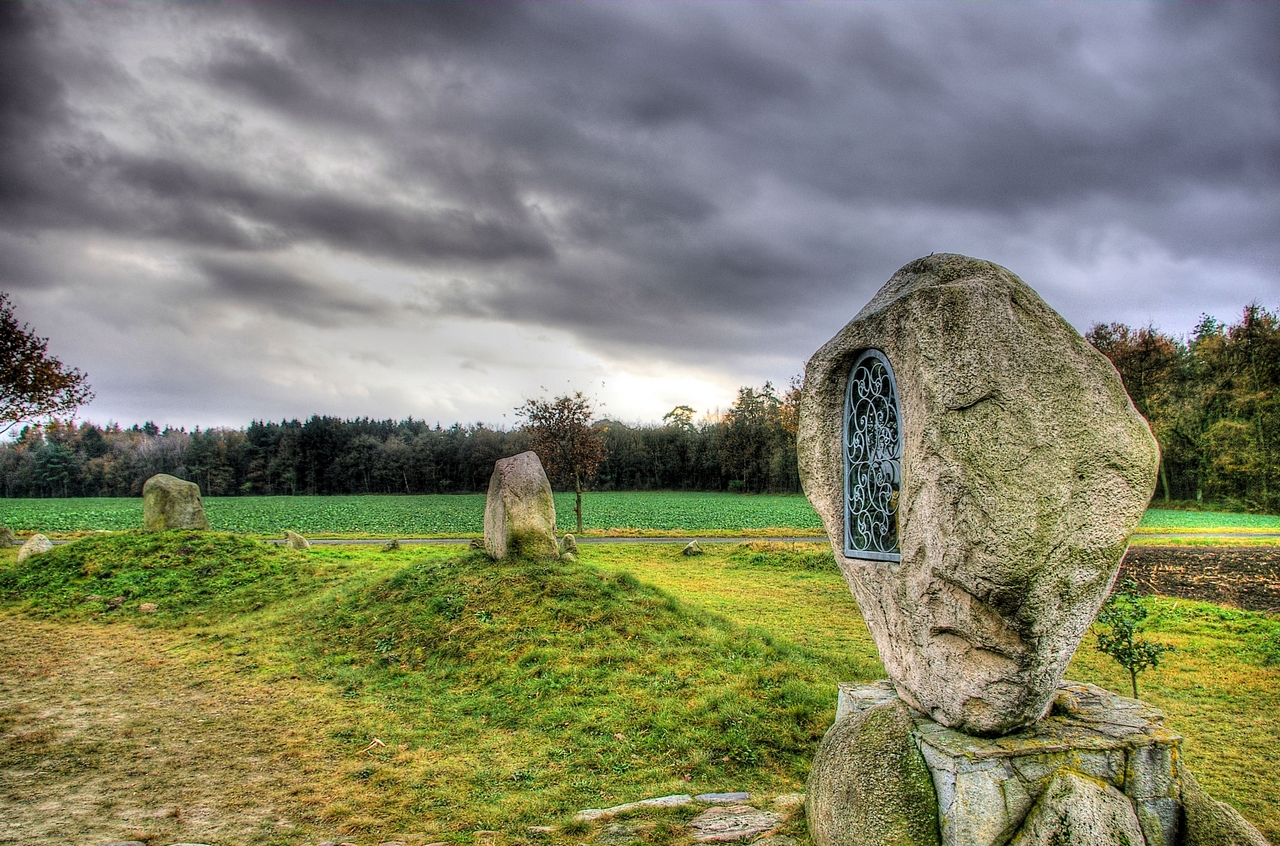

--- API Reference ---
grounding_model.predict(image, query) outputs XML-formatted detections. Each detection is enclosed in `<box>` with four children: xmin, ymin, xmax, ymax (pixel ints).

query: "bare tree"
<box><xmin>516</xmin><ymin>392</ymin><xmax>607</xmax><ymax>534</ymax></box>
<box><xmin>0</xmin><ymin>293</ymin><xmax>94</xmax><ymax>435</ymax></box>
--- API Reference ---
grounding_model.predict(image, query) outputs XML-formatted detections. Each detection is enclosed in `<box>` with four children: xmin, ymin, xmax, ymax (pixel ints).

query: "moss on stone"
<box><xmin>806</xmin><ymin>701</ymin><xmax>940</xmax><ymax>846</ymax></box>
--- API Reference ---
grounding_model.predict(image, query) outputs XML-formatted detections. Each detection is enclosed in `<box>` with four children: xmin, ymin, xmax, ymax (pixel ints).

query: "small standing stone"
<box><xmin>16</xmin><ymin>533</ymin><xmax>53</xmax><ymax>562</ymax></box>
<box><xmin>284</xmin><ymin>530</ymin><xmax>310</xmax><ymax>550</ymax></box>
<box><xmin>559</xmin><ymin>533</ymin><xmax>579</xmax><ymax>554</ymax></box>
<box><xmin>0</xmin><ymin>526</ymin><xmax>15</xmax><ymax>547</ymax></box>
<box><xmin>682</xmin><ymin>540</ymin><xmax>704</xmax><ymax>556</ymax></box>
<box><xmin>382</xmin><ymin>538</ymin><xmax>401</xmax><ymax>551</ymax></box>
<box><xmin>483</xmin><ymin>451</ymin><xmax>558</xmax><ymax>560</ymax></box>
<box><xmin>142</xmin><ymin>473</ymin><xmax>211</xmax><ymax>531</ymax></box>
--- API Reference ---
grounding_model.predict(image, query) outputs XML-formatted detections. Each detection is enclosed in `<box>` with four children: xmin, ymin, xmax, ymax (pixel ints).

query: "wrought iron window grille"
<box><xmin>843</xmin><ymin>349</ymin><xmax>902</xmax><ymax>561</ymax></box>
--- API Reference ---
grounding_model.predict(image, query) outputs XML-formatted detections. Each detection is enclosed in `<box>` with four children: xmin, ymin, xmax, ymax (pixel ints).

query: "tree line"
<box><xmin>2</xmin><ymin>296</ymin><xmax>1277</xmax><ymax>513</ymax></box>
<box><xmin>0</xmin><ymin>383</ymin><xmax>800</xmax><ymax>498</ymax></box>
<box><xmin>1087</xmin><ymin>303</ymin><xmax>1280</xmax><ymax>513</ymax></box>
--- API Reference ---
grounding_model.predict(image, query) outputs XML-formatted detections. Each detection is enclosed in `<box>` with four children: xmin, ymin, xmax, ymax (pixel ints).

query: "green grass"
<box><xmin>0</xmin><ymin>533</ymin><xmax>848</xmax><ymax>843</ymax></box>
<box><xmin>2</xmin><ymin>534</ymin><xmax>1276</xmax><ymax>844</ymax></box>
<box><xmin>1137</xmin><ymin>508</ymin><xmax>1280</xmax><ymax>532</ymax></box>
<box><xmin>0</xmin><ymin>492</ymin><xmax>825</xmax><ymax>538</ymax></box>
<box><xmin>8</xmin><ymin>494</ymin><xmax>1280</xmax><ymax>540</ymax></box>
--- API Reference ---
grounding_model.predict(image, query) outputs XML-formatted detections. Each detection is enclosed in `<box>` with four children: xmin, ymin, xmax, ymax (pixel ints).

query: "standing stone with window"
<box><xmin>797</xmin><ymin>255</ymin><xmax>1270</xmax><ymax>846</ymax></box>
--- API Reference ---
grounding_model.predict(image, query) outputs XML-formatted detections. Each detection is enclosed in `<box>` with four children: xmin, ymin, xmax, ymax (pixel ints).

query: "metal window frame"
<box><xmin>843</xmin><ymin>348</ymin><xmax>903</xmax><ymax>561</ymax></box>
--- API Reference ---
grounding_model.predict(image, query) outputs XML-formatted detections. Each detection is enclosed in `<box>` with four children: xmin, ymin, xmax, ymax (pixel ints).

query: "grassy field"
<box><xmin>1</xmin><ymin>534</ymin><xmax>1276</xmax><ymax>846</ymax></box>
<box><xmin>1</xmin><ymin>492</ymin><xmax>1278</xmax><ymax>539</ymax></box>
<box><xmin>0</xmin><ymin>492</ymin><xmax>825</xmax><ymax>538</ymax></box>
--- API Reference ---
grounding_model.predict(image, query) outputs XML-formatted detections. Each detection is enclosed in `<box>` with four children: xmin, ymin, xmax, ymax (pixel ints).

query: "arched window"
<box><xmin>844</xmin><ymin>349</ymin><xmax>902</xmax><ymax>560</ymax></box>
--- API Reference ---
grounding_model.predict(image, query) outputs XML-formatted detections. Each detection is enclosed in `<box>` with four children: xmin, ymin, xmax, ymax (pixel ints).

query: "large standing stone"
<box><xmin>142</xmin><ymin>473</ymin><xmax>211</xmax><ymax>531</ymax></box>
<box><xmin>798</xmin><ymin>255</ymin><xmax>1159</xmax><ymax>735</ymax></box>
<box><xmin>807</xmin><ymin>700</ymin><xmax>941</xmax><ymax>846</ymax></box>
<box><xmin>483</xmin><ymin>451</ymin><xmax>558</xmax><ymax>560</ymax></box>
<box><xmin>16</xmin><ymin>533</ymin><xmax>53</xmax><ymax>562</ymax></box>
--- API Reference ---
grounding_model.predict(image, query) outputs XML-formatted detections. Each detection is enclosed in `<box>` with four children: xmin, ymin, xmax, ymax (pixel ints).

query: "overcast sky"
<box><xmin>2</xmin><ymin>2</ymin><xmax>1277</xmax><ymax>431</ymax></box>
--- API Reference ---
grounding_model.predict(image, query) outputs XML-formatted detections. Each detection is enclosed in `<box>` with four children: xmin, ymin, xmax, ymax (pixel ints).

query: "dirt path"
<box><xmin>0</xmin><ymin>616</ymin><xmax>330</xmax><ymax>846</ymax></box>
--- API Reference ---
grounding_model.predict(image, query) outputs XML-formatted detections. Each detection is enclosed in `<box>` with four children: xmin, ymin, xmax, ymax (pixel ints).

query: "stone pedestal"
<box><xmin>814</xmin><ymin>680</ymin><xmax>1219</xmax><ymax>846</ymax></box>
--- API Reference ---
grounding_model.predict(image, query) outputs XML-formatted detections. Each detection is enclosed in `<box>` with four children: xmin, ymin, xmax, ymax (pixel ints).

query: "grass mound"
<box><xmin>0</xmin><ymin>530</ymin><xmax>324</xmax><ymax>619</ymax></box>
<box><xmin>0</xmin><ymin>534</ymin><xmax>840</xmax><ymax>836</ymax></box>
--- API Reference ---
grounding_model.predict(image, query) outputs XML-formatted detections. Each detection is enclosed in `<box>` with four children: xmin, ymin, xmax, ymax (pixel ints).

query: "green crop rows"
<box><xmin>0</xmin><ymin>492</ymin><xmax>824</xmax><ymax>537</ymax></box>
<box><xmin>1</xmin><ymin>494</ymin><xmax>1274</xmax><ymax>538</ymax></box>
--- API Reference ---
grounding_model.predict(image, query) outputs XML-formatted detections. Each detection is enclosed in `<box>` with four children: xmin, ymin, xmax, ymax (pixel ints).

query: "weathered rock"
<box><xmin>688</xmin><ymin>804</ymin><xmax>784</xmax><ymax>842</ymax></box>
<box><xmin>483</xmin><ymin>451</ymin><xmax>558</xmax><ymax>560</ymax></box>
<box><xmin>753</xmin><ymin>837</ymin><xmax>797</xmax><ymax>846</ymax></box>
<box><xmin>798</xmin><ymin>254</ymin><xmax>1159</xmax><ymax>735</ymax></box>
<box><xmin>682</xmin><ymin>540</ymin><xmax>704</xmax><ymax>556</ymax></box>
<box><xmin>16</xmin><ymin>533</ymin><xmax>53</xmax><ymax>562</ymax></box>
<box><xmin>0</xmin><ymin>526</ymin><xmax>15</xmax><ymax>547</ymax></box>
<box><xmin>1179</xmin><ymin>764</ymin><xmax>1270</xmax><ymax>846</ymax></box>
<box><xmin>1006</xmin><ymin>770</ymin><xmax>1146</xmax><ymax>846</ymax></box>
<box><xmin>560</xmin><ymin>533</ymin><xmax>579</xmax><ymax>554</ymax></box>
<box><xmin>561</xmin><ymin>551</ymin><xmax>577</xmax><ymax>563</ymax></box>
<box><xmin>382</xmin><ymin>538</ymin><xmax>401</xmax><ymax>551</ymax></box>
<box><xmin>139</xmin><ymin>603</ymin><xmax>158</xmax><ymax>613</ymax></box>
<box><xmin>697</xmin><ymin>792</ymin><xmax>751</xmax><ymax>804</ymax></box>
<box><xmin>576</xmin><ymin>794</ymin><xmax>694</xmax><ymax>822</ymax></box>
<box><xmin>819</xmin><ymin>680</ymin><xmax>1275</xmax><ymax>846</ymax></box>
<box><xmin>107</xmin><ymin>595</ymin><xmax>125</xmax><ymax>608</ymax></box>
<box><xmin>142</xmin><ymin>473</ymin><xmax>211</xmax><ymax>531</ymax></box>
<box><xmin>806</xmin><ymin>700</ymin><xmax>940</xmax><ymax>846</ymax></box>
<box><xmin>284</xmin><ymin>530</ymin><xmax>310</xmax><ymax>550</ymax></box>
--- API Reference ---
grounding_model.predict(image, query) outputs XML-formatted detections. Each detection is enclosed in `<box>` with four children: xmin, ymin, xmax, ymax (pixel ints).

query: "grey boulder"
<box><xmin>142</xmin><ymin>473</ymin><xmax>211</xmax><ymax>531</ymax></box>
<box><xmin>798</xmin><ymin>255</ymin><xmax>1159</xmax><ymax>735</ymax></box>
<box><xmin>806</xmin><ymin>700</ymin><xmax>940</xmax><ymax>846</ymax></box>
<box><xmin>1007</xmin><ymin>770</ymin><xmax>1146</xmax><ymax>846</ymax></box>
<box><xmin>483</xmin><ymin>451</ymin><xmax>559</xmax><ymax>560</ymax></box>
<box><xmin>16</xmin><ymin>533</ymin><xmax>53</xmax><ymax>562</ymax></box>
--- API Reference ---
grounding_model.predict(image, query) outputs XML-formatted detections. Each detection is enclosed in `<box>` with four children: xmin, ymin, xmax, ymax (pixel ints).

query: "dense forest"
<box><xmin>0</xmin><ymin>384</ymin><xmax>800</xmax><ymax>498</ymax></box>
<box><xmin>1</xmin><ymin>303</ymin><xmax>1276</xmax><ymax>511</ymax></box>
<box><xmin>1087</xmin><ymin>303</ymin><xmax>1280</xmax><ymax>513</ymax></box>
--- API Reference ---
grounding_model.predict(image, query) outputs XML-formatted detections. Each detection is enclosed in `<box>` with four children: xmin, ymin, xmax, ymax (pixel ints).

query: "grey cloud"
<box><xmin>195</xmin><ymin>257</ymin><xmax>390</xmax><ymax>328</ymax></box>
<box><xmin>3</xmin><ymin>1</ymin><xmax>1279</xmax><ymax>424</ymax></box>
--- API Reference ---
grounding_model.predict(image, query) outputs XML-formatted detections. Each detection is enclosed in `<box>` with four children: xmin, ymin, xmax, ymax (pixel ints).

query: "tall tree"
<box><xmin>516</xmin><ymin>392</ymin><xmax>607</xmax><ymax>533</ymax></box>
<box><xmin>0</xmin><ymin>293</ymin><xmax>94</xmax><ymax>434</ymax></box>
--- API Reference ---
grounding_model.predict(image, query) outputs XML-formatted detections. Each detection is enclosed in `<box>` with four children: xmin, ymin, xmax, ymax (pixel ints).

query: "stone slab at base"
<box><xmin>836</xmin><ymin>680</ymin><xmax>1182</xmax><ymax>846</ymax></box>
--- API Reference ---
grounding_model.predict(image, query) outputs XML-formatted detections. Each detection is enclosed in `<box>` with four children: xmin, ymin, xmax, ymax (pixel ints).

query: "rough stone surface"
<box><xmin>1179</xmin><ymin>764</ymin><xmax>1270</xmax><ymax>846</ymax></box>
<box><xmin>284</xmin><ymin>530</ymin><xmax>310</xmax><ymax>550</ymax></box>
<box><xmin>16</xmin><ymin>533</ymin><xmax>53</xmax><ymax>562</ymax></box>
<box><xmin>697</xmin><ymin>792</ymin><xmax>751</xmax><ymax>804</ymax></box>
<box><xmin>576</xmin><ymin>794</ymin><xmax>694</xmax><ymax>822</ymax></box>
<box><xmin>687</xmin><ymin>805</ymin><xmax>784</xmax><ymax>842</ymax></box>
<box><xmin>817</xmin><ymin>680</ymin><xmax>1273</xmax><ymax>846</ymax></box>
<box><xmin>1007</xmin><ymin>770</ymin><xmax>1146</xmax><ymax>846</ymax></box>
<box><xmin>560</xmin><ymin>533</ymin><xmax>579</xmax><ymax>554</ymax></box>
<box><xmin>798</xmin><ymin>254</ymin><xmax>1159</xmax><ymax>735</ymax></box>
<box><xmin>142</xmin><ymin>473</ymin><xmax>211</xmax><ymax>531</ymax></box>
<box><xmin>483</xmin><ymin>451</ymin><xmax>559</xmax><ymax>560</ymax></box>
<box><xmin>0</xmin><ymin>526</ymin><xmax>15</xmax><ymax>547</ymax></box>
<box><xmin>139</xmin><ymin>603</ymin><xmax>158</xmax><ymax>613</ymax></box>
<box><xmin>914</xmin><ymin>682</ymin><xmax>1180</xmax><ymax>846</ymax></box>
<box><xmin>806</xmin><ymin>700</ymin><xmax>941</xmax><ymax>846</ymax></box>
<box><xmin>682</xmin><ymin>540</ymin><xmax>704</xmax><ymax>556</ymax></box>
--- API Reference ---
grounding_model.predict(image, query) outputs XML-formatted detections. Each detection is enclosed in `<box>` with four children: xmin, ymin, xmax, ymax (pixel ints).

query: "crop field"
<box><xmin>0</xmin><ymin>492</ymin><xmax>826</xmax><ymax>537</ymax></box>
<box><xmin>0</xmin><ymin>494</ymin><xmax>1277</xmax><ymax>539</ymax></box>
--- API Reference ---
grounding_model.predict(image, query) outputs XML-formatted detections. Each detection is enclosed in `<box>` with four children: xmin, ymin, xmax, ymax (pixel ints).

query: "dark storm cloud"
<box><xmin>194</xmin><ymin>257</ymin><xmax>392</xmax><ymax>328</ymax></box>
<box><xmin>3</xmin><ymin>0</ymin><xmax>1280</xmax><ymax>420</ymax></box>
